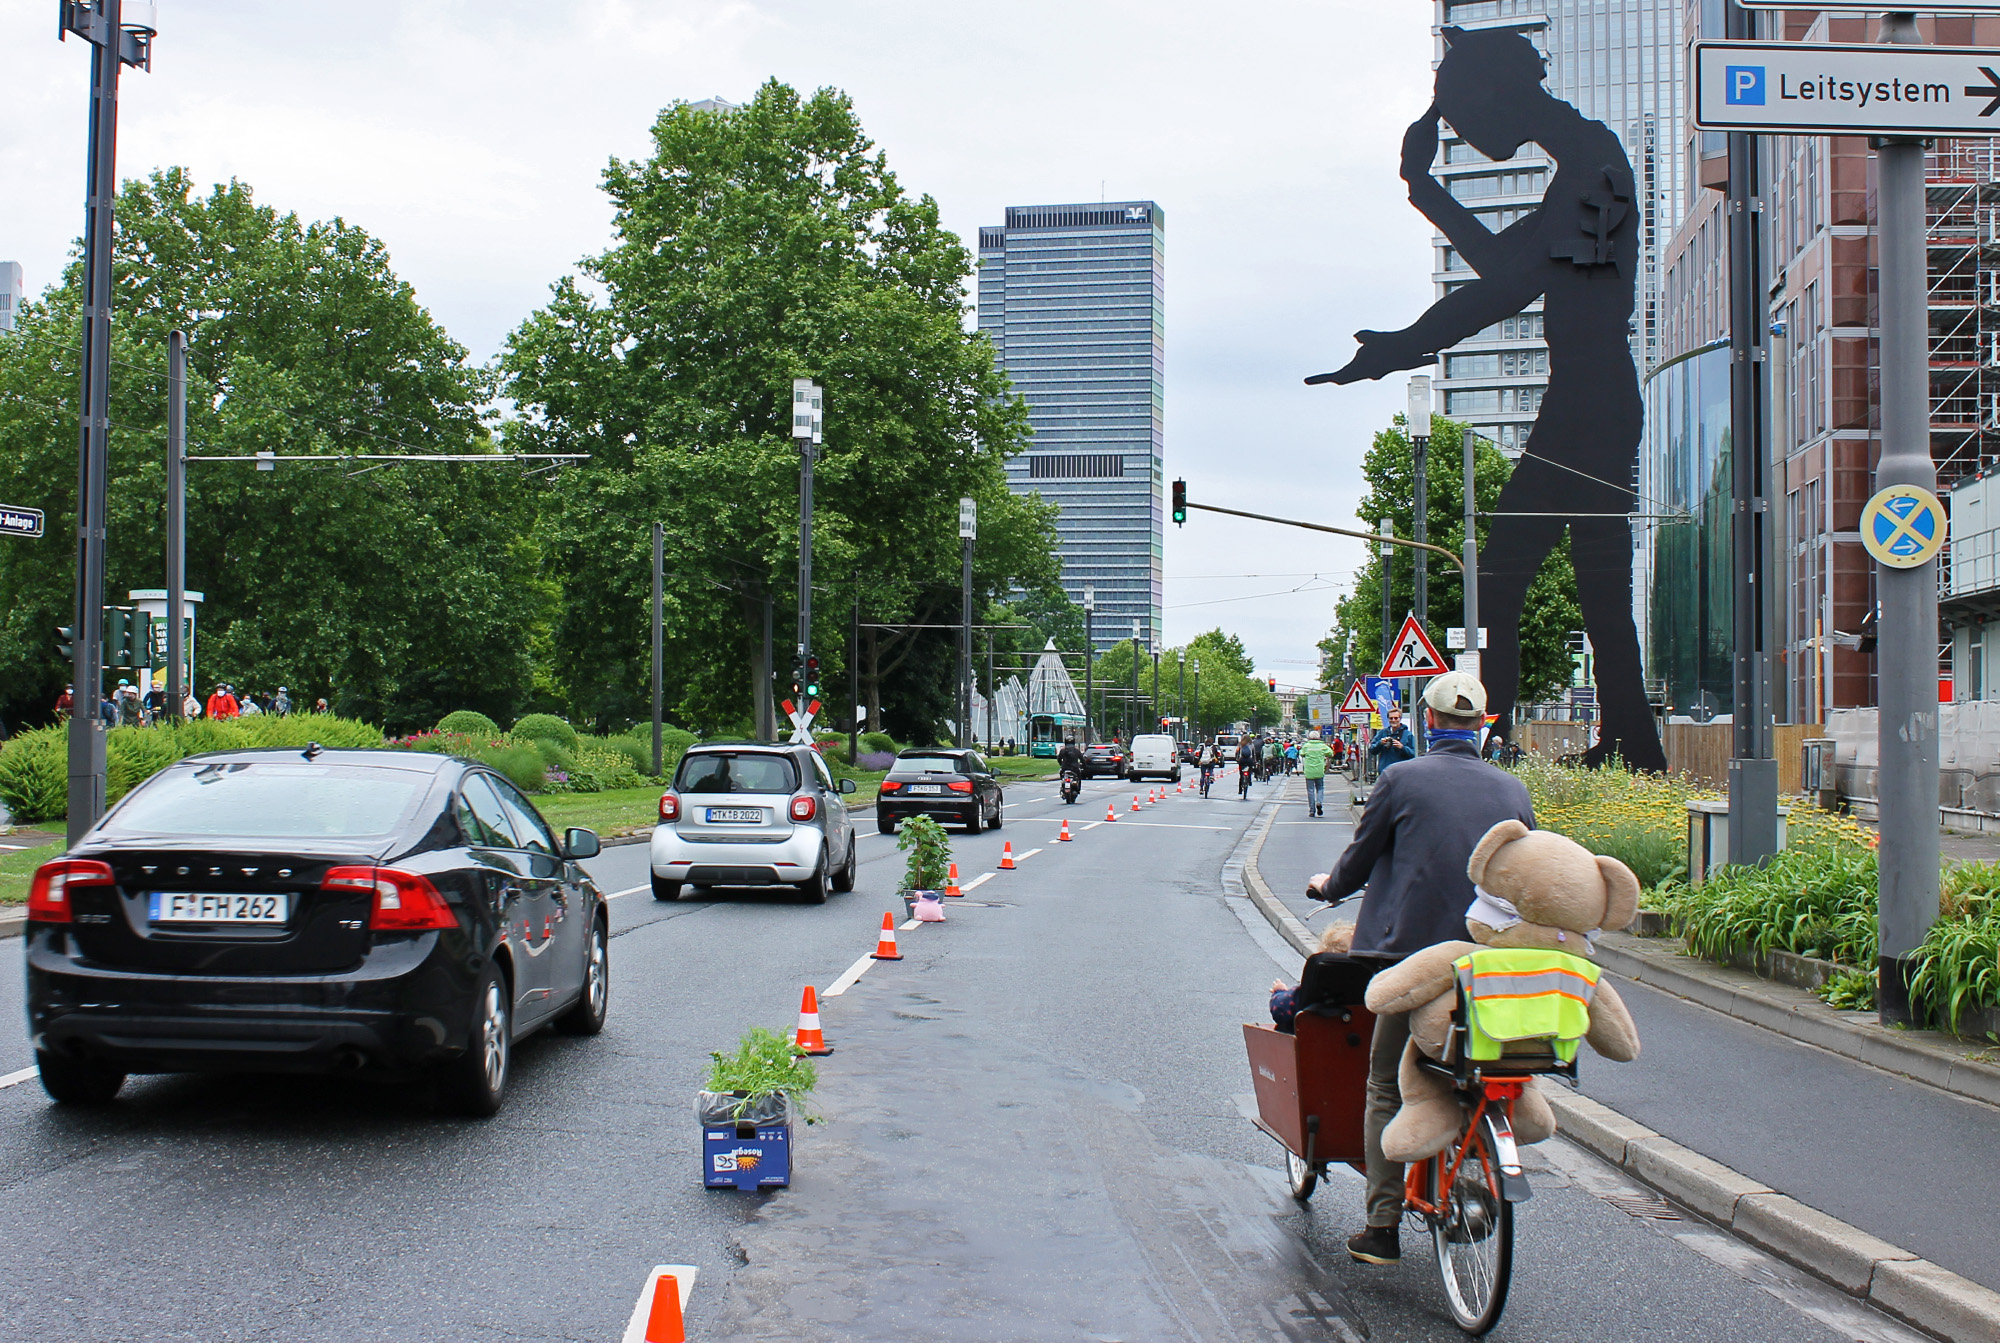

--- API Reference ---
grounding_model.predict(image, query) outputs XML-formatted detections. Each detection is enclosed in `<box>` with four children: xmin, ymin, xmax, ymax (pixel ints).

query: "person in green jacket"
<box><xmin>1299</xmin><ymin>734</ymin><xmax>1333</xmax><ymax>816</ymax></box>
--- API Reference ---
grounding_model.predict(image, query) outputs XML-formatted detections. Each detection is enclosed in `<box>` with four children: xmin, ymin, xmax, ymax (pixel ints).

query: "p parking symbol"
<box><xmin>1725</xmin><ymin>65</ymin><xmax>1766</xmax><ymax>105</ymax></box>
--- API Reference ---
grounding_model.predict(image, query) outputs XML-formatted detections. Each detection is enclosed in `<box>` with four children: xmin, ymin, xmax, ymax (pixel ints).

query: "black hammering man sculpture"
<box><xmin>1310</xmin><ymin>25</ymin><xmax>1666</xmax><ymax>773</ymax></box>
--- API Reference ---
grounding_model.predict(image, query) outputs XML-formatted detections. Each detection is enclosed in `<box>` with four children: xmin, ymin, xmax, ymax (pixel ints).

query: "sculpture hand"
<box><xmin>1305</xmin><ymin>331</ymin><xmax>1434</xmax><ymax>386</ymax></box>
<box><xmin>1400</xmin><ymin>105</ymin><xmax>1442</xmax><ymax>185</ymax></box>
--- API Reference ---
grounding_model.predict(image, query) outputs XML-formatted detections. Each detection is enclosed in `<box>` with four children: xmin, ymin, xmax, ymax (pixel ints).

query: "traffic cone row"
<box><xmin>999</xmin><ymin>842</ymin><xmax>1016</xmax><ymax>870</ymax></box>
<box><xmin>794</xmin><ymin>985</ymin><xmax>834</xmax><ymax>1055</ymax></box>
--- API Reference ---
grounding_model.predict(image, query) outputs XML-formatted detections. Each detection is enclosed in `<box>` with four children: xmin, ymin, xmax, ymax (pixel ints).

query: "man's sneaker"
<box><xmin>1346</xmin><ymin>1226</ymin><xmax>1400</xmax><ymax>1264</ymax></box>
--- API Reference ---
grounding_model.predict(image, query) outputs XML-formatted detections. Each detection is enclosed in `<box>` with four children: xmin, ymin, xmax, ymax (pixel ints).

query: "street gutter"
<box><xmin>1240</xmin><ymin>791</ymin><xmax>2000</xmax><ymax>1343</ymax></box>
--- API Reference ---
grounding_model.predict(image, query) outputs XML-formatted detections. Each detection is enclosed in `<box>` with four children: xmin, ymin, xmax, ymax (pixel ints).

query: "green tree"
<box><xmin>0</xmin><ymin>170</ymin><xmax>549</xmax><ymax>732</ymax></box>
<box><xmin>502</xmin><ymin>82</ymin><xmax>1055</xmax><ymax>736</ymax></box>
<box><xmin>1320</xmin><ymin>415</ymin><xmax>1580</xmax><ymax>708</ymax></box>
<box><xmin>1089</xmin><ymin>627</ymin><xmax>1278</xmax><ymax>739</ymax></box>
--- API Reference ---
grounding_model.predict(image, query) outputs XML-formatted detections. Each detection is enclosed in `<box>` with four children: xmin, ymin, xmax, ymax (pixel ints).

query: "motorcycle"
<box><xmin>1060</xmin><ymin>769</ymin><xmax>1082</xmax><ymax>805</ymax></box>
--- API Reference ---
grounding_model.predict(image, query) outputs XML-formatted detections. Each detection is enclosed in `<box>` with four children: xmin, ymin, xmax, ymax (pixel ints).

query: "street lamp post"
<box><xmin>959</xmin><ymin>497</ymin><xmax>976</xmax><ymax>749</ymax></box>
<box><xmin>1083</xmin><ymin>584</ymin><xmax>1095</xmax><ymax>740</ymax></box>
<box><xmin>166</xmin><ymin>327</ymin><xmax>186</xmax><ymax>722</ymax></box>
<box><xmin>792</xmin><ymin>378</ymin><xmax>822</xmax><ymax>721</ymax></box>
<box><xmin>1409</xmin><ymin>376</ymin><xmax>1431</xmax><ymax>755</ymax></box>
<box><xmin>1129</xmin><ymin>619</ymin><xmax>1141</xmax><ymax>742</ymax></box>
<box><xmin>1192</xmin><ymin>658</ymin><xmax>1201</xmax><ymax>740</ymax></box>
<box><xmin>61</xmin><ymin>0</ymin><xmax>156</xmax><ymax>847</ymax></box>
<box><xmin>1379</xmin><ymin>517</ymin><xmax>1396</xmax><ymax>716</ymax></box>
<box><xmin>1177</xmin><ymin>650</ymin><xmax>1185</xmax><ymax>743</ymax></box>
<box><xmin>1152</xmin><ymin>649</ymin><xmax>1160</xmax><ymax>734</ymax></box>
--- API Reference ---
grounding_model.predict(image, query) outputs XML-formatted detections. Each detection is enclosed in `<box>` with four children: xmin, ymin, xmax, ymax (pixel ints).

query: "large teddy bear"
<box><xmin>1361</xmin><ymin>819</ymin><xmax>1643</xmax><ymax>1163</ymax></box>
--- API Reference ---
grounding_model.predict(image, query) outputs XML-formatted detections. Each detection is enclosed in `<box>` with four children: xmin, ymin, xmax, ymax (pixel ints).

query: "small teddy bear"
<box><xmin>1361</xmin><ymin>819</ymin><xmax>1643</xmax><ymax>1163</ymax></box>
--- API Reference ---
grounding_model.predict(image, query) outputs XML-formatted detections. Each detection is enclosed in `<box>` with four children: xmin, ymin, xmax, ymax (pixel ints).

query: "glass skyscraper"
<box><xmin>977</xmin><ymin>202</ymin><xmax>1165</xmax><ymax>650</ymax></box>
<box><xmin>1429</xmin><ymin>0</ymin><xmax>1685</xmax><ymax>453</ymax></box>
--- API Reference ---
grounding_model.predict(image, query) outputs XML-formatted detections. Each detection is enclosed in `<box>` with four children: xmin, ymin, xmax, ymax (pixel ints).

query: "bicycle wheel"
<box><xmin>1426</xmin><ymin>1112</ymin><xmax>1514</xmax><ymax>1335</ymax></box>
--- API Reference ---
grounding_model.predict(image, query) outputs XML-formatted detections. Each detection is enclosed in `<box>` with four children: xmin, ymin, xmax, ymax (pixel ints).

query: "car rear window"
<box><xmin>889</xmin><ymin>754</ymin><xmax>964</xmax><ymax>776</ymax></box>
<box><xmin>676</xmin><ymin>752</ymin><xmax>798</xmax><ymax>794</ymax></box>
<box><xmin>101</xmin><ymin>761</ymin><xmax>430</xmax><ymax>839</ymax></box>
<box><xmin>1132</xmin><ymin>736</ymin><xmax>1173</xmax><ymax>752</ymax></box>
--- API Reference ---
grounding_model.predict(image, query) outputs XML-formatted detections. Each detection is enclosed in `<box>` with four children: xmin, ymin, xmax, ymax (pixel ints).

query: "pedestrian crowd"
<box><xmin>54</xmin><ymin>681</ymin><xmax>305</xmax><ymax>727</ymax></box>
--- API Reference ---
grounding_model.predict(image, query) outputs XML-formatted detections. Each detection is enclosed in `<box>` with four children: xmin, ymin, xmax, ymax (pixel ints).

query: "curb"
<box><xmin>1594</xmin><ymin>932</ymin><xmax>2000</xmax><ymax>1110</ymax></box>
<box><xmin>1238</xmin><ymin>813</ymin><xmax>2000</xmax><ymax>1341</ymax></box>
<box><xmin>0</xmin><ymin>908</ymin><xmax>22</xmax><ymax>942</ymax></box>
<box><xmin>1546</xmin><ymin>1090</ymin><xmax>2000</xmax><ymax>1341</ymax></box>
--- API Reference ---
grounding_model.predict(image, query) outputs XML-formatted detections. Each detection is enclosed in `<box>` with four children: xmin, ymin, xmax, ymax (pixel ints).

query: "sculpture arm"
<box><xmin>1308</xmin><ymin>272</ymin><xmax>1545</xmax><ymax>386</ymax></box>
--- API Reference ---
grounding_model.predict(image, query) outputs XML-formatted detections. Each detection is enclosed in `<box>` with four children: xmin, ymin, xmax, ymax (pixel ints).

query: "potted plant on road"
<box><xmin>897</xmin><ymin>813</ymin><xmax>951</xmax><ymax>918</ymax></box>
<box><xmin>698</xmin><ymin>1026</ymin><xmax>819</xmax><ymax>1190</ymax></box>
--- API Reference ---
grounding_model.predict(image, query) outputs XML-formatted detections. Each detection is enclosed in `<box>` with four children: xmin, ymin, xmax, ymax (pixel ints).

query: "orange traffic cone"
<box><xmin>999</xmin><ymin>842</ymin><xmax>1016</xmax><ymax>870</ymax></box>
<box><xmin>644</xmin><ymin>1271</ymin><xmax>688</xmax><ymax>1343</ymax></box>
<box><xmin>794</xmin><ymin>985</ymin><xmax>833</xmax><ymax>1055</ymax></box>
<box><xmin>944</xmin><ymin>862</ymin><xmax>963</xmax><ymax>897</ymax></box>
<box><xmin>870</xmin><ymin>912</ymin><xmax>903</xmax><ymax>960</ymax></box>
<box><xmin>1057</xmin><ymin>819</ymin><xmax>1073</xmax><ymax>841</ymax></box>
<box><xmin>1105</xmin><ymin>801</ymin><xmax>1118</xmax><ymax>822</ymax></box>
<box><xmin>1131</xmin><ymin>794</ymin><xmax>1141</xmax><ymax>812</ymax></box>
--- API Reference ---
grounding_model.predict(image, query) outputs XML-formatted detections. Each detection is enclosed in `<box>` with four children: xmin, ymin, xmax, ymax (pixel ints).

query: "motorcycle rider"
<box><xmin>1057</xmin><ymin>736</ymin><xmax>1085</xmax><ymax>802</ymax></box>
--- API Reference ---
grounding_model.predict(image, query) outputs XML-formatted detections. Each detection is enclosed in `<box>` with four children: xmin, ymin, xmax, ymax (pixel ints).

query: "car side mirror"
<box><xmin>564</xmin><ymin>827</ymin><xmax>601</xmax><ymax>860</ymax></box>
<box><xmin>840</xmin><ymin>778</ymin><xmax>857</xmax><ymax>794</ymax></box>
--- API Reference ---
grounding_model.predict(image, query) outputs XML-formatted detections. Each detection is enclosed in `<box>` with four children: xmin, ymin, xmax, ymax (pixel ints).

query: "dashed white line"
<box><xmin>605</xmin><ymin>884</ymin><xmax>650</xmax><ymax>900</ymax></box>
<box><xmin>1013</xmin><ymin>847</ymin><xmax>1043</xmax><ymax>863</ymax></box>
<box><xmin>825</xmin><ymin>952</ymin><xmax>877</xmax><ymax>997</ymax></box>
<box><xmin>960</xmin><ymin>872</ymin><xmax>995</xmax><ymax>893</ymax></box>
<box><xmin>0</xmin><ymin>1067</ymin><xmax>38</xmax><ymax>1091</ymax></box>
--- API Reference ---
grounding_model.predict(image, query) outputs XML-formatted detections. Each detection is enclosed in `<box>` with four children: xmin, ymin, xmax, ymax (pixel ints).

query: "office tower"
<box><xmin>0</xmin><ymin>262</ymin><xmax>22</xmax><ymax>334</ymax></box>
<box><xmin>1427</xmin><ymin>0</ymin><xmax>1685</xmax><ymax>454</ymax></box>
<box><xmin>977</xmin><ymin>202</ymin><xmax>1165</xmax><ymax>650</ymax></box>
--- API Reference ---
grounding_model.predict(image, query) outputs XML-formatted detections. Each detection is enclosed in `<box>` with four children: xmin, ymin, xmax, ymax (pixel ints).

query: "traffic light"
<box><xmin>1267</xmin><ymin>675</ymin><xmax>1277</xmax><ymax>692</ymax></box>
<box><xmin>1171</xmin><ymin>478</ymin><xmax>1187</xmax><ymax>527</ymax></box>
<box><xmin>804</xmin><ymin>655</ymin><xmax>821</xmax><ymax>697</ymax></box>
<box><xmin>104</xmin><ymin>609</ymin><xmax>129</xmax><ymax>668</ymax></box>
<box><xmin>56</xmin><ymin>625</ymin><xmax>76</xmax><ymax>660</ymax></box>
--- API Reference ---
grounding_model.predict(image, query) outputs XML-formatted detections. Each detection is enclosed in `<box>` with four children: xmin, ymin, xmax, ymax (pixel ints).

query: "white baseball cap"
<box><xmin>1422</xmin><ymin>671</ymin><xmax>1487</xmax><ymax>717</ymax></box>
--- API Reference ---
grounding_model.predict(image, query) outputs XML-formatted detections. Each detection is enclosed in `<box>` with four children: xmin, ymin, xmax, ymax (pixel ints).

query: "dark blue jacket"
<box><xmin>1326</xmin><ymin>739</ymin><xmax>1534</xmax><ymax>961</ymax></box>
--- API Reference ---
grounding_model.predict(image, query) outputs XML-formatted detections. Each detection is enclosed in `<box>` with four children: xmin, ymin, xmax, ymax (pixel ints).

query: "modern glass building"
<box><xmin>0</xmin><ymin>262</ymin><xmax>22</xmax><ymax>334</ymax></box>
<box><xmin>977</xmin><ymin>202</ymin><xmax>1165</xmax><ymax>650</ymax></box>
<box><xmin>1429</xmin><ymin>0</ymin><xmax>1685</xmax><ymax>453</ymax></box>
<box><xmin>1633</xmin><ymin>340</ymin><xmax>1733</xmax><ymax>718</ymax></box>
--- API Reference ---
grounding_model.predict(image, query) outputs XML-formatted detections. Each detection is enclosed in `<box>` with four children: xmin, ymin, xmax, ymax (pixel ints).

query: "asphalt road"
<box><xmin>0</xmin><ymin>771</ymin><xmax>1928</xmax><ymax>1341</ymax></box>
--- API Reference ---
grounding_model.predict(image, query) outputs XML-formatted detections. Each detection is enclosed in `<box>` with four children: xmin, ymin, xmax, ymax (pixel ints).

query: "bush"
<box><xmin>0</xmin><ymin>716</ymin><xmax>388</xmax><ymax>823</ymax></box>
<box><xmin>1657</xmin><ymin>846</ymin><xmax>1880</xmax><ymax>967</ymax></box>
<box><xmin>438</xmin><ymin>710</ymin><xmax>501</xmax><ymax>736</ymax></box>
<box><xmin>861</xmin><ymin>731</ymin><xmax>898</xmax><ymax>756</ymax></box>
<box><xmin>480</xmin><ymin>743</ymin><xmax>547</xmax><ymax>794</ymax></box>
<box><xmin>512</xmin><ymin>713</ymin><xmax>578</xmax><ymax>750</ymax></box>
<box><xmin>530</xmin><ymin>739</ymin><xmax>577</xmax><ymax>773</ymax></box>
<box><xmin>856</xmin><ymin>751</ymin><xmax>897</xmax><ymax>772</ymax></box>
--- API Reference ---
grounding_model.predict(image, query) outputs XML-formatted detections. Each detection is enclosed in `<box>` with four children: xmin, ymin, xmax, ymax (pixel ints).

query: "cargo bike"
<box><xmin>1244</xmin><ymin>951</ymin><xmax>1577</xmax><ymax>1336</ymax></box>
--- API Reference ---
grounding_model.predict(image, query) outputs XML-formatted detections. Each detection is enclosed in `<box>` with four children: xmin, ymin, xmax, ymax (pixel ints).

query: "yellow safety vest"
<box><xmin>1452</xmin><ymin>947</ymin><xmax>1600</xmax><ymax>1063</ymax></box>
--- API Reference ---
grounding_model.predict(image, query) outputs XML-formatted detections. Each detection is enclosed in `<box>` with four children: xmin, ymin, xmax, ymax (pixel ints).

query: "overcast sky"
<box><xmin>3</xmin><ymin>1</ymin><xmax>1437</xmax><ymax>691</ymax></box>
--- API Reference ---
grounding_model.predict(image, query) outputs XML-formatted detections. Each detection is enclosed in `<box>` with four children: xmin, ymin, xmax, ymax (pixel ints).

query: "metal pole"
<box><xmin>760</xmin><ymin>590</ymin><xmax>774</xmax><ymax>741</ymax></box>
<box><xmin>1380</xmin><ymin>518</ymin><xmax>1394</xmax><ymax>708</ymax></box>
<box><xmin>1151</xmin><ymin>649</ymin><xmax>1160</xmax><ymax>734</ymax></box>
<box><xmin>1725</xmin><ymin>0</ymin><xmax>1778</xmax><ymax>866</ymax></box>
<box><xmin>1177</xmin><ymin>654</ymin><xmax>1186</xmax><ymax>742</ymax></box>
<box><xmin>849</xmin><ymin>585</ymin><xmax>859</xmax><ymax>764</ymax></box>
<box><xmin>1874</xmin><ymin>8</ymin><xmax>1941</xmax><ymax>1025</ymax></box>
<box><xmin>1413</xmin><ymin>432</ymin><xmax>1429</xmax><ymax>755</ymax></box>
<box><xmin>651</xmin><ymin>522</ymin><xmax>664</xmax><ymax>776</ymax></box>
<box><xmin>1084</xmin><ymin>600</ymin><xmax>1094</xmax><ymax>740</ymax></box>
<box><xmin>799</xmin><ymin>439</ymin><xmax>813</xmax><ymax>705</ymax></box>
<box><xmin>1130</xmin><ymin>622</ymin><xmax>1141</xmax><ymax>742</ymax></box>
<box><xmin>960</xmin><ymin>536</ymin><xmax>974</xmax><ymax>749</ymax></box>
<box><xmin>1192</xmin><ymin>663</ymin><xmax>1200</xmax><ymax>740</ymax></box>
<box><xmin>166</xmin><ymin>328</ymin><xmax>186</xmax><ymax>724</ymax></box>
<box><xmin>986</xmin><ymin>629</ymin><xmax>995</xmax><ymax>751</ymax></box>
<box><xmin>1463</xmin><ymin>429</ymin><xmax>1479</xmax><ymax>681</ymax></box>
<box><xmin>68</xmin><ymin>0</ymin><xmax>125</xmax><ymax>847</ymax></box>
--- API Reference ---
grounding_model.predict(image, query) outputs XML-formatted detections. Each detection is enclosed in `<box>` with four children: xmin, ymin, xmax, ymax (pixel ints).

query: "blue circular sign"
<box><xmin>1861</xmin><ymin>485</ymin><xmax>1946</xmax><ymax>569</ymax></box>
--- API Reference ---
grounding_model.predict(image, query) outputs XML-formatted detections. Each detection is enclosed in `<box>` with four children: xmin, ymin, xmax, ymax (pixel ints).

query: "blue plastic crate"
<box><xmin>703</xmin><ymin>1122</ymin><xmax>792</xmax><ymax>1189</ymax></box>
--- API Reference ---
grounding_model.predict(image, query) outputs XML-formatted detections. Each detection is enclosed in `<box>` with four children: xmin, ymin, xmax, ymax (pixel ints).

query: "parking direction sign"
<box><xmin>0</xmin><ymin>505</ymin><xmax>43</xmax><ymax>538</ymax></box>
<box><xmin>1860</xmin><ymin>485</ymin><xmax>1948</xmax><ymax>568</ymax></box>
<box><xmin>1695</xmin><ymin>42</ymin><xmax>2000</xmax><ymax>137</ymax></box>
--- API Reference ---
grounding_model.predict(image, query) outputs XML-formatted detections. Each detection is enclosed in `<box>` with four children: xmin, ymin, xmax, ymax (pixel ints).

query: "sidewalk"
<box><xmin>1246</xmin><ymin>780</ymin><xmax>2000</xmax><ymax>1337</ymax></box>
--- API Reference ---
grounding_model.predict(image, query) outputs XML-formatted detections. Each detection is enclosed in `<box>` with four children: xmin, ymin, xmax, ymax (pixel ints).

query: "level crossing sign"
<box><xmin>1695</xmin><ymin>41</ymin><xmax>2000</xmax><ymax>137</ymax></box>
<box><xmin>782</xmin><ymin>698</ymin><xmax>821</xmax><ymax>745</ymax></box>
<box><xmin>1860</xmin><ymin>485</ymin><xmax>1948</xmax><ymax>569</ymax></box>
<box><xmin>1380</xmin><ymin>616</ymin><xmax>1449</xmax><ymax>679</ymax></box>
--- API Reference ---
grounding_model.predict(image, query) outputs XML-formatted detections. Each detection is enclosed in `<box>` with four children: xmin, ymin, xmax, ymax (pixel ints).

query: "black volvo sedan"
<box><xmin>24</xmin><ymin>747</ymin><xmax>608</xmax><ymax>1116</ymax></box>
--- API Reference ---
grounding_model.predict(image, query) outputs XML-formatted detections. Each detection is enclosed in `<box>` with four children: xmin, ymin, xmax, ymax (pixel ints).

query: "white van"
<box><xmin>1126</xmin><ymin>733</ymin><xmax>1182</xmax><ymax>782</ymax></box>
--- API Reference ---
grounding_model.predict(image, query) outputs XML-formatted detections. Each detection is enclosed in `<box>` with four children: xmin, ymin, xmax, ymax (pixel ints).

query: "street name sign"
<box><xmin>1860</xmin><ymin>484</ymin><xmax>1948</xmax><ymax>568</ymax></box>
<box><xmin>1695</xmin><ymin>41</ymin><xmax>2000</xmax><ymax>137</ymax></box>
<box><xmin>1445</xmin><ymin>626</ymin><xmax>1488</xmax><ymax>651</ymax></box>
<box><xmin>1380</xmin><ymin>615</ymin><xmax>1449</xmax><ymax>679</ymax></box>
<box><xmin>0</xmin><ymin>506</ymin><xmax>44</xmax><ymax>538</ymax></box>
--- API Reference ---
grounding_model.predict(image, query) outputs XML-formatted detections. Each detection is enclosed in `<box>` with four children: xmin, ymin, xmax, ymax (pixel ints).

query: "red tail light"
<box><xmin>659</xmin><ymin>793</ymin><xmax>681</xmax><ymax>822</ymax></box>
<box><xmin>946</xmin><ymin>780</ymin><xmax>974</xmax><ymax>794</ymax></box>
<box><xmin>323</xmin><ymin>866</ymin><xmax>457</xmax><ymax>932</ymax></box>
<box><xmin>790</xmin><ymin>795</ymin><xmax>818</xmax><ymax>821</ymax></box>
<box><xmin>879</xmin><ymin>780</ymin><xmax>902</xmax><ymax>793</ymax></box>
<box><xmin>27</xmin><ymin>858</ymin><xmax>114</xmax><ymax>923</ymax></box>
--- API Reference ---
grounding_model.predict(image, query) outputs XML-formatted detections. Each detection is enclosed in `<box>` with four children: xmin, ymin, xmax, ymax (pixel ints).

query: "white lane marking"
<box><xmin>960</xmin><ymin>872</ymin><xmax>995</xmax><ymax>893</ymax></box>
<box><xmin>825</xmin><ymin>952</ymin><xmax>876</xmax><ymax>997</ymax></box>
<box><xmin>899</xmin><ymin>918</ymin><xmax>922</xmax><ymax>930</ymax></box>
<box><xmin>0</xmin><ymin>1067</ymin><xmax>38</xmax><ymax>1091</ymax></box>
<box><xmin>1084</xmin><ymin>820</ymin><xmax>1108</xmax><ymax>830</ymax></box>
<box><xmin>1090</xmin><ymin>821</ymin><xmax>1233</xmax><ymax>831</ymax></box>
<box><xmin>605</xmin><ymin>884</ymin><xmax>650</xmax><ymax>899</ymax></box>
<box><xmin>1013</xmin><ymin>847</ymin><xmax>1044</xmax><ymax>863</ymax></box>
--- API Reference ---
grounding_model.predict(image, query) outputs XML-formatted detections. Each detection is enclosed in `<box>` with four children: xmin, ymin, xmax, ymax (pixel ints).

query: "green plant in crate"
<box><xmin>896</xmin><ymin>814</ymin><xmax>952</xmax><ymax>893</ymax></box>
<box><xmin>705</xmin><ymin>1026</ymin><xmax>819</xmax><ymax>1121</ymax></box>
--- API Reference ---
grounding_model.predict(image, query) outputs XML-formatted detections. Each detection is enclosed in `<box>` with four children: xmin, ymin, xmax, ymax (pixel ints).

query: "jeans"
<box><xmin>1363</xmin><ymin>1007</ymin><xmax>1412</xmax><ymax>1227</ymax></box>
<box><xmin>1305</xmin><ymin>775</ymin><xmax>1324</xmax><ymax>811</ymax></box>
